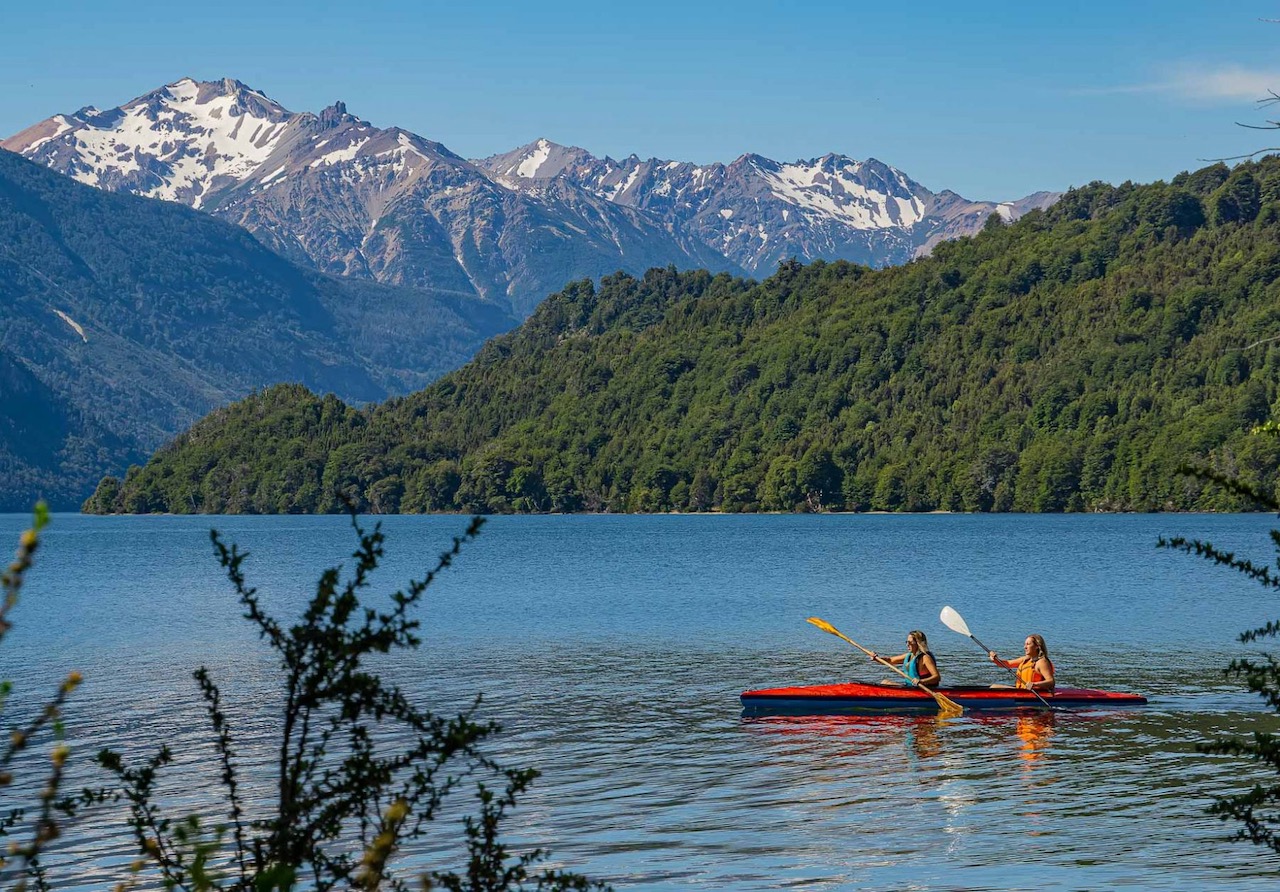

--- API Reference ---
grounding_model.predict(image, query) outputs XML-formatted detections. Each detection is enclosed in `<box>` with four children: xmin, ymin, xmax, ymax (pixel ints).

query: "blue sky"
<box><xmin>4</xmin><ymin>1</ymin><xmax>1280</xmax><ymax>199</ymax></box>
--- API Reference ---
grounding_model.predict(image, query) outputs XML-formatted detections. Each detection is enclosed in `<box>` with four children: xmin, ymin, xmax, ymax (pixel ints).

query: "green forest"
<box><xmin>0</xmin><ymin>147</ymin><xmax>511</xmax><ymax>510</ymax></box>
<box><xmin>86</xmin><ymin>157</ymin><xmax>1280</xmax><ymax>515</ymax></box>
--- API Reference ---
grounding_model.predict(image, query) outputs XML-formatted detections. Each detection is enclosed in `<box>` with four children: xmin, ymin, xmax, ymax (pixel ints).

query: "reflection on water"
<box><xmin>742</xmin><ymin>712</ymin><xmax>953</xmax><ymax>763</ymax></box>
<box><xmin>29</xmin><ymin>649</ymin><xmax>1279</xmax><ymax>891</ymax></box>
<box><xmin>741</xmin><ymin>707</ymin><xmax>1057</xmax><ymax>769</ymax></box>
<box><xmin>6</xmin><ymin>513</ymin><xmax>1280</xmax><ymax>889</ymax></box>
<box><xmin>1014</xmin><ymin>712</ymin><xmax>1054</xmax><ymax>764</ymax></box>
<box><xmin>731</xmin><ymin>700</ymin><xmax>1280</xmax><ymax>889</ymax></box>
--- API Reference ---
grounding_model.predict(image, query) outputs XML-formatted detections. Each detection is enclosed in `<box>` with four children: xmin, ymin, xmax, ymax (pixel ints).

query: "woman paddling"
<box><xmin>869</xmin><ymin>630</ymin><xmax>942</xmax><ymax>689</ymax></box>
<box><xmin>989</xmin><ymin>634</ymin><xmax>1055</xmax><ymax>692</ymax></box>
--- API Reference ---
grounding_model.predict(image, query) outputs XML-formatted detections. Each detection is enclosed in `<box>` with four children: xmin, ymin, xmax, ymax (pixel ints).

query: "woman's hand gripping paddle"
<box><xmin>806</xmin><ymin>617</ymin><xmax>964</xmax><ymax>717</ymax></box>
<box><xmin>938</xmin><ymin>605</ymin><xmax>1055</xmax><ymax>711</ymax></box>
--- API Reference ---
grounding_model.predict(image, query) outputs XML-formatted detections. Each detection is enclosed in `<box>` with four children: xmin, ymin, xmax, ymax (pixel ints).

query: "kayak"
<box><xmin>740</xmin><ymin>682</ymin><xmax>1147</xmax><ymax>715</ymax></box>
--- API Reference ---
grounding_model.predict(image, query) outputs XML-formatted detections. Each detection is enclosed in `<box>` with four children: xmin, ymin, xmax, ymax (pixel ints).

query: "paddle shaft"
<box><xmin>808</xmin><ymin>620</ymin><xmax>962</xmax><ymax>715</ymax></box>
<box><xmin>836</xmin><ymin>630</ymin><xmax>918</xmax><ymax>685</ymax></box>
<box><xmin>963</xmin><ymin>632</ymin><xmax>1056</xmax><ymax>710</ymax></box>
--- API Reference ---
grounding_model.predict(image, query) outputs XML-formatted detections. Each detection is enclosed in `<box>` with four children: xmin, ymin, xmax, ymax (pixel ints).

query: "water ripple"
<box><xmin>5</xmin><ymin>513</ymin><xmax>1280</xmax><ymax>889</ymax></box>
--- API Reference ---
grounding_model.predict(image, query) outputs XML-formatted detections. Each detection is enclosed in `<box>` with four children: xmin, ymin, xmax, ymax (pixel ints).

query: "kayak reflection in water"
<box><xmin>869</xmin><ymin>630</ymin><xmax>942</xmax><ymax>689</ymax></box>
<box><xmin>989</xmin><ymin>634</ymin><xmax>1055</xmax><ymax>692</ymax></box>
<box><xmin>1015</xmin><ymin>712</ymin><xmax>1055</xmax><ymax>764</ymax></box>
<box><xmin>905</xmin><ymin>716</ymin><xmax>943</xmax><ymax>763</ymax></box>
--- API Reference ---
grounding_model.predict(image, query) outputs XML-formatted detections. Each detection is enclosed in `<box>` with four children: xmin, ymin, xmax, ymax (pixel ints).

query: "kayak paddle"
<box><xmin>938</xmin><ymin>605</ymin><xmax>1055</xmax><ymax>710</ymax></box>
<box><xmin>806</xmin><ymin>617</ymin><xmax>964</xmax><ymax>717</ymax></box>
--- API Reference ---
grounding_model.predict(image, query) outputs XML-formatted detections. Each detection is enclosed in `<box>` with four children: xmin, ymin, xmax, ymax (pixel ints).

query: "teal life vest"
<box><xmin>903</xmin><ymin>651</ymin><xmax>934</xmax><ymax>682</ymax></box>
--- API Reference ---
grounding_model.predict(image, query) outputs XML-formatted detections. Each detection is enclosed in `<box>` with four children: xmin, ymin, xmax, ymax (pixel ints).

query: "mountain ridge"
<box><xmin>477</xmin><ymin>137</ymin><xmax>1059</xmax><ymax>272</ymax></box>
<box><xmin>3</xmin><ymin>78</ymin><xmax>743</xmax><ymax>318</ymax></box>
<box><xmin>6</xmin><ymin>78</ymin><xmax>1057</xmax><ymax>312</ymax></box>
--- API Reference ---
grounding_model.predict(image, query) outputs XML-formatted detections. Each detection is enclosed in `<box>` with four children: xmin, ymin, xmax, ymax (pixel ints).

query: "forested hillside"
<box><xmin>0</xmin><ymin>148</ymin><xmax>512</xmax><ymax>510</ymax></box>
<box><xmin>87</xmin><ymin>158</ymin><xmax>1280</xmax><ymax>514</ymax></box>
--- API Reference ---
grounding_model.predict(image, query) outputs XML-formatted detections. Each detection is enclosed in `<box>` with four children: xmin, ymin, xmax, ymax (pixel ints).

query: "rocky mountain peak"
<box><xmin>3</xmin><ymin>76</ymin><xmax>299</xmax><ymax>207</ymax></box>
<box><xmin>69</xmin><ymin>105</ymin><xmax>122</xmax><ymax>128</ymax></box>
<box><xmin>317</xmin><ymin>100</ymin><xmax>352</xmax><ymax>129</ymax></box>
<box><xmin>484</xmin><ymin>142</ymin><xmax>1060</xmax><ymax>273</ymax></box>
<box><xmin>480</xmin><ymin>137</ymin><xmax>598</xmax><ymax>181</ymax></box>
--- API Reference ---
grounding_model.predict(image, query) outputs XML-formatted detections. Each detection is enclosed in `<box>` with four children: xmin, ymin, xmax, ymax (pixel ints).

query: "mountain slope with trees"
<box><xmin>87</xmin><ymin>158</ymin><xmax>1280</xmax><ymax>514</ymax></box>
<box><xmin>0</xmin><ymin>148</ymin><xmax>513</xmax><ymax>510</ymax></box>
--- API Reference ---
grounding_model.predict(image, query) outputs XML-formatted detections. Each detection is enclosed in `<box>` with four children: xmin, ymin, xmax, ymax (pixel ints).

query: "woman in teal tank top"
<box><xmin>869</xmin><ymin>630</ymin><xmax>942</xmax><ymax>689</ymax></box>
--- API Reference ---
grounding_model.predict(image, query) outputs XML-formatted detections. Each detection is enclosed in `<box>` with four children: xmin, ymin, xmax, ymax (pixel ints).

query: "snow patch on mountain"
<box><xmin>310</xmin><ymin>136</ymin><xmax>370</xmax><ymax>169</ymax></box>
<box><xmin>607</xmin><ymin>165</ymin><xmax>643</xmax><ymax>201</ymax></box>
<box><xmin>516</xmin><ymin>139</ymin><xmax>553</xmax><ymax>177</ymax></box>
<box><xmin>53</xmin><ymin>309</ymin><xmax>88</xmax><ymax>342</ymax></box>
<box><xmin>23</xmin><ymin>116</ymin><xmax>75</xmax><ymax>152</ymax></box>
<box><xmin>395</xmin><ymin>132</ymin><xmax>432</xmax><ymax>163</ymax></box>
<box><xmin>474</xmin><ymin>141</ymin><xmax>1060</xmax><ymax>273</ymax></box>
<box><xmin>757</xmin><ymin>159</ymin><xmax>925</xmax><ymax>229</ymax></box>
<box><xmin>7</xmin><ymin>77</ymin><xmax>297</xmax><ymax>208</ymax></box>
<box><xmin>258</xmin><ymin>165</ymin><xmax>289</xmax><ymax>187</ymax></box>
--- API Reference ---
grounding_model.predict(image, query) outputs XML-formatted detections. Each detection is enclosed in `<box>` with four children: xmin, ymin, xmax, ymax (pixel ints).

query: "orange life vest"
<box><xmin>1015</xmin><ymin>658</ymin><xmax>1053</xmax><ymax>690</ymax></box>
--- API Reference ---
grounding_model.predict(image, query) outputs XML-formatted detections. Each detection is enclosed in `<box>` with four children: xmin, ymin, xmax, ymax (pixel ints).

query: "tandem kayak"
<box><xmin>740</xmin><ymin>682</ymin><xmax>1147</xmax><ymax>715</ymax></box>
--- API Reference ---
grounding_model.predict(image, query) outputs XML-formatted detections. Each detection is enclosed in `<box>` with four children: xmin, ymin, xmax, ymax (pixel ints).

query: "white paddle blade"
<box><xmin>939</xmin><ymin>605</ymin><xmax>971</xmax><ymax>637</ymax></box>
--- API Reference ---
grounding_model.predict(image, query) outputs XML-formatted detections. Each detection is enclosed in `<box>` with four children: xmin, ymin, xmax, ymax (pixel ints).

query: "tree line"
<box><xmin>86</xmin><ymin>158</ymin><xmax>1280</xmax><ymax>515</ymax></box>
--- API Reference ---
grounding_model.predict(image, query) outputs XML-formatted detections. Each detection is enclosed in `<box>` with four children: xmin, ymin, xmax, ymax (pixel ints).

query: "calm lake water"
<box><xmin>4</xmin><ymin>513</ymin><xmax>1280</xmax><ymax>890</ymax></box>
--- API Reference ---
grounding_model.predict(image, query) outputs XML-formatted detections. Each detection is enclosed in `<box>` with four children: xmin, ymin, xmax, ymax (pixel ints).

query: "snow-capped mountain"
<box><xmin>8</xmin><ymin>78</ymin><xmax>297</xmax><ymax>207</ymax></box>
<box><xmin>4</xmin><ymin>79</ymin><xmax>1057</xmax><ymax>314</ymax></box>
<box><xmin>3</xmin><ymin>79</ymin><xmax>738</xmax><ymax>317</ymax></box>
<box><xmin>481</xmin><ymin>139</ymin><xmax>1059</xmax><ymax>273</ymax></box>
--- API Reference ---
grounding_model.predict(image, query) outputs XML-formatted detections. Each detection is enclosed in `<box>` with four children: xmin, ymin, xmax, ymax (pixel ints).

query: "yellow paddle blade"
<box><xmin>936</xmin><ymin>695</ymin><xmax>965</xmax><ymax>718</ymax></box>
<box><xmin>808</xmin><ymin>616</ymin><xmax>965</xmax><ymax>717</ymax></box>
<box><xmin>806</xmin><ymin>616</ymin><xmax>864</xmax><ymax>653</ymax></box>
<box><xmin>806</xmin><ymin>616</ymin><xmax>838</xmax><ymax>635</ymax></box>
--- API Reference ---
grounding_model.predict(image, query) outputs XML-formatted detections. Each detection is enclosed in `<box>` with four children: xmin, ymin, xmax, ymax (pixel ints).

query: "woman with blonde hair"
<box><xmin>869</xmin><ymin>630</ymin><xmax>942</xmax><ymax>689</ymax></box>
<box><xmin>989</xmin><ymin>634</ymin><xmax>1055</xmax><ymax>692</ymax></box>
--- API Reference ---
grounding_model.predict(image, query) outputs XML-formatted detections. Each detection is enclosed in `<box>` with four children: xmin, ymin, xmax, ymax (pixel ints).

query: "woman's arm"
<box><xmin>917</xmin><ymin>653</ymin><xmax>942</xmax><ymax>687</ymax></box>
<box><xmin>870</xmin><ymin>651</ymin><xmax>907</xmax><ymax>666</ymax></box>
<box><xmin>1028</xmin><ymin>657</ymin><xmax>1054</xmax><ymax>690</ymax></box>
<box><xmin>989</xmin><ymin>652</ymin><xmax>1026</xmax><ymax>670</ymax></box>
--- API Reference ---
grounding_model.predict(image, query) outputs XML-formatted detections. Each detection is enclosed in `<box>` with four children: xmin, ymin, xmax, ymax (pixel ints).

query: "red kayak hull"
<box><xmin>740</xmin><ymin>682</ymin><xmax>1147</xmax><ymax>715</ymax></box>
